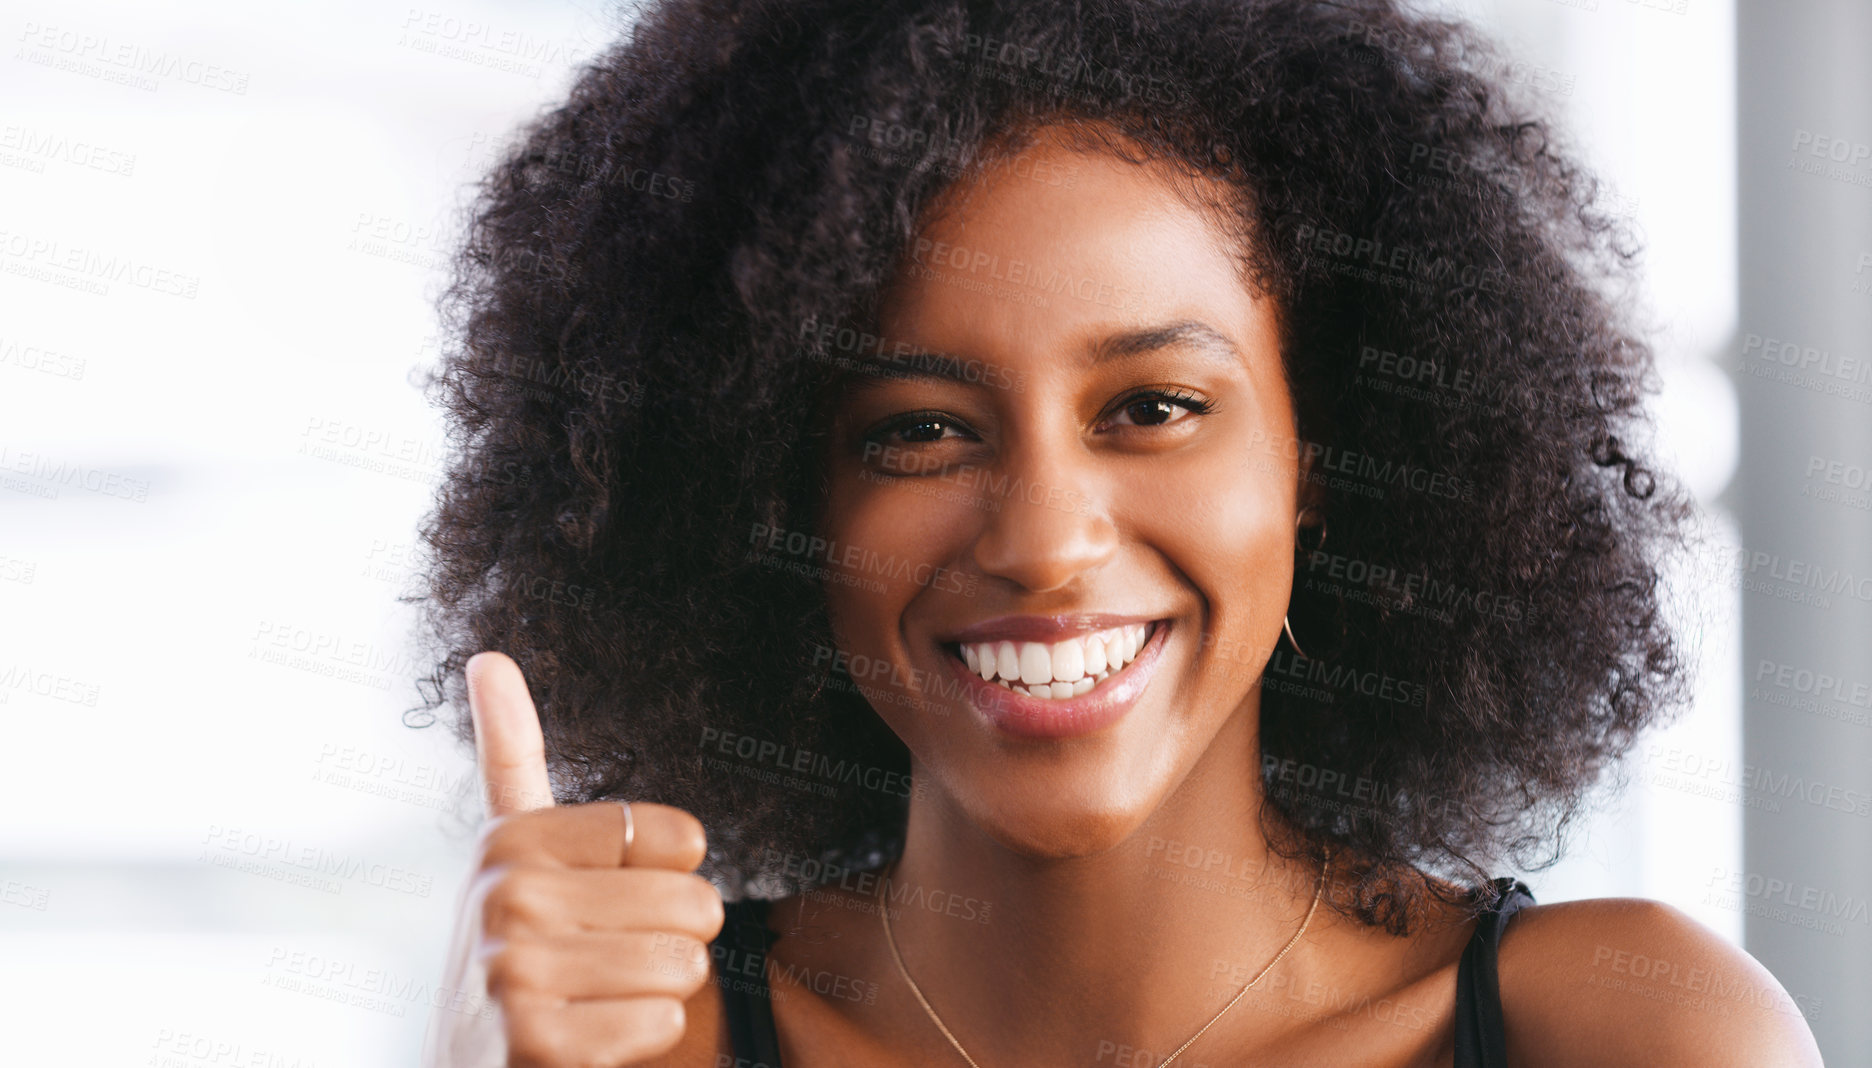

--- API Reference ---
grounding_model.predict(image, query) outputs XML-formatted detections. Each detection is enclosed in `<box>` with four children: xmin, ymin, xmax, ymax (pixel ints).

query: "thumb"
<box><xmin>466</xmin><ymin>651</ymin><xmax>555</xmax><ymax>817</ymax></box>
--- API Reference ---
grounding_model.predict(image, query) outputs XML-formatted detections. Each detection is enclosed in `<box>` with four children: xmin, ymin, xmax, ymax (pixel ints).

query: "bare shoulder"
<box><xmin>1494</xmin><ymin>895</ymin><xmax>1822</xmax><ymax>1067</ymax></box>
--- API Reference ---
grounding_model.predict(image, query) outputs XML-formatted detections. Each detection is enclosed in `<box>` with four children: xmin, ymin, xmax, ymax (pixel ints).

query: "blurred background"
<box><xmin>0</xmin><ymin>0</ymin><xmax>1865</xmax><ymax>1063</ymax></box>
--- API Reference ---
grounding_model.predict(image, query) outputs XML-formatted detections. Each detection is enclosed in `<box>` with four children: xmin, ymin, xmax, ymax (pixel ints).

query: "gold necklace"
<box><xmin>875</xmin><ymin>847</ymin><xmax>1330</xmax><ymax>1068</ymax></box>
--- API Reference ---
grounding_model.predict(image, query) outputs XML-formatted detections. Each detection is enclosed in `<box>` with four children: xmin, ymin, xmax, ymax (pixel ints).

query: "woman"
<box><xmin>417</xmin><ymin>0</ymin><xmax>1822</xmax><ymax>1064</ymax></box>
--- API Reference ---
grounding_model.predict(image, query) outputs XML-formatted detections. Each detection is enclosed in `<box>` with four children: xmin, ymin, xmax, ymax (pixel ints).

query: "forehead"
<box><xmin>875</xmin><ymin>126</ymin><xmax>1270</xmax><ymax>361</ymax></box>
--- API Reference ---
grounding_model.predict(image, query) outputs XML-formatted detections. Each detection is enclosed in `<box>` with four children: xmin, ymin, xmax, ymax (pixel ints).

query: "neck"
<box><xmin>870</xmin><ymin>711</ymin><xmax>1334</xmax><ymax>1067</ymax></box>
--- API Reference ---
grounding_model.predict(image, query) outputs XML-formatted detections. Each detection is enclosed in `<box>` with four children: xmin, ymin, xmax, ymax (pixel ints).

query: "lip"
<box><xmin>939</xmin><ymin>613</ymin><xmax>1165</xmax><ymax>645</ymax></box>
<box><xmin>940</xmin><ymin>619</ymin><xmax>1173</xmax><ymax>740</ymax></box>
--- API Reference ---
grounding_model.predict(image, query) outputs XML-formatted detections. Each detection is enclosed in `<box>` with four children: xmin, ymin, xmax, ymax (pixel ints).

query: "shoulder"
<box><xmin>1493</xmin><ymin>895</ymin><xmax>1822</xmax><ymax>1067</ymax></box>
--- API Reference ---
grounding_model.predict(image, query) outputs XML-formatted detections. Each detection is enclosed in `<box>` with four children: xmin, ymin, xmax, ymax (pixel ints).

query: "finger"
<box><xmin>467</xmin><ymin>650</ymin><xmax>556</xmax><ymax>817</ymax></box>
<box><xmin>477</xmin><ymin>867</ymin><xmax>726</xmax><ymax>943</ymax></box>
<box><xmin>483</xmin><ymin>931</ymin><xmax>714</xmax><ymax>1002</ymax></box>
<box><xmin>477</xmin><ymin>801</ymin><xmax>710</xmax><ymax>872</ymax></box>
<box><xmin>502</xmin><ymin>992</ymin><xmax>687</xmax><ymax>1068</ymax></box>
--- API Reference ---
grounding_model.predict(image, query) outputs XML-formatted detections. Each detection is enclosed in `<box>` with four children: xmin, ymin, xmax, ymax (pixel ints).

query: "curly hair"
<box><xmin>412</xmin><ymin>0</ymin><xmax>1694</xmax><ymax>935</ymax></box>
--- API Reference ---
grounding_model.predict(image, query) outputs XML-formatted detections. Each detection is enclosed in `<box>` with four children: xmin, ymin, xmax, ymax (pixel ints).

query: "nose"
<box><xmin>967</xmin><ymin>444</ymin><xmax>1118</xmax><ymax>594</ymax></box>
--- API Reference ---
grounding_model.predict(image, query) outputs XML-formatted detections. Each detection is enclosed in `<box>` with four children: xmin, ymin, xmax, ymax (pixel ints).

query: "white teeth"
<box><xmin>995</xmin><ymin>641</ymin><xmax>1020</xmax><ymax>682</ymax></box>
<box><xmin>956</xmin><ymin>622</ymin><xmax>1157</xmax><ymax>700</ymax></box>
<box><xmin>1050</xmin><ymin>639</ymin><xmax>1084</xmax><ymax>683</ymax></box>
<box><xmin>1019</xmin><ymin>643</ymin><xmax>1052</xmax><ymax>686</ymax></box>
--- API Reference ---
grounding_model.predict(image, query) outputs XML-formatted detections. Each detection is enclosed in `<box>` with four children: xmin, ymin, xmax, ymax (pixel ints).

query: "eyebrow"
<box><xmin>833</xmin><ymin>319</ymin><xmax>1243</xmax><ymax>391</ymax></box>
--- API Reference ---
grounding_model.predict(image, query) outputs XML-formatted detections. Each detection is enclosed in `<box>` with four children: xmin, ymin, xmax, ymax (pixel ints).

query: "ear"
<box><xmin>1295</xmin><ymin>469</ymin><xmax>1326</xmax><ymax>528</ymax></box>
<box><xmin>1291</xmin><ymin>424</ymin><xmax>1326</xmax><ymax>529</ymax></box>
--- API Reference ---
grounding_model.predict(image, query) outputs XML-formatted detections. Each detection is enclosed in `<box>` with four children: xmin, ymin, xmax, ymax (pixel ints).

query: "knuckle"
<box><xmin>665</xmin><ymin>938</ymin><xmax>711</xmax><ymax>992</ymax></box>
<box><xmin>674</xmin><ymin>811</ymin><xmax>708</xmax><ymax>861</ymax></box>
<box><xmin>484</xmin><ymin>941</ymin><xmax>550</xmax><ymax>997</ymax></box>
<box><xmin>645</xmin><ymin>995</ymin><xmax>687</xmax><ymax>1044</ymax></box>
<box><xmin>615</xmin><ymin>996</ymin><xmax>687</xmax><ymax>1065</ymax></box>
<box><xmin>481</xmin><ymin>869</ymin><xmax>548</xmax><ymax>936</ymax></box>
<box><xmin>678</xmin><ymin>878</ymin><xmax>725</xmax><ymax>938</ymax></box>
<box><xmin>504</xmin><ymin>1009</ymin><xmax>569</xmax><ymax>1067</ymax></box>
<box><xmin>474</xmin><ymin>814</ymin><xmax>530</xmax><ymax>868</ymax></box>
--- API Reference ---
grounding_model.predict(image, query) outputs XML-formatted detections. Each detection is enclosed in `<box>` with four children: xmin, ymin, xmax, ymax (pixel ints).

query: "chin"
<box><xmin>951</xmin><ymin>783</ymin><xmax>1145</xmax><ymax>860</ymax></box>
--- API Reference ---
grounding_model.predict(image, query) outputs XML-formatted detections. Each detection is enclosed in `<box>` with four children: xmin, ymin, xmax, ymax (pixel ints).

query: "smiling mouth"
<box><xmin>942</xmin><ymin>621</ymin><xmax>1164</xmax><ymax>701</ymax></box>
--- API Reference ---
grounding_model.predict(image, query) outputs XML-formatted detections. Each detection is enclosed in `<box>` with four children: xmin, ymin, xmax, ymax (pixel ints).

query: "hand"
<box><xmin>466</xmin><ymin>651</ymin><xmax>725</xmax><ymax>1067</ymax></box>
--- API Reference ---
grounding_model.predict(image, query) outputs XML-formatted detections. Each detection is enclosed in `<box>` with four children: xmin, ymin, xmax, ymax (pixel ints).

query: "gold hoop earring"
<box><xmin>1296</xmin><ymin>508</ymin><xmax>1328</xmax><ymax>554</ymax></box>
<box><xmin>1285</xmin><ymin>509</ymin><xmax>1327</xmax><ymax>660</ymax></box>
<box><xmin>1282</xmin><ymin>613</ymin><xmax>1308</xmax><ymax>660</ymax></box>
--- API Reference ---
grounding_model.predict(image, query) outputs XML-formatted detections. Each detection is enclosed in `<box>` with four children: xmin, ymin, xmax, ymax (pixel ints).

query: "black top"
<box><xmin>710</xmin><ymin>877</ymin><xmax>1536</xmax><ymax>1067</ymax></box>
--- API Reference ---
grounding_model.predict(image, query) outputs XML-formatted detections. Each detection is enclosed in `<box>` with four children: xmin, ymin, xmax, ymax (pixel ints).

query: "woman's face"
<box><xmin>818</xmin><ymin>127</ymin><xmax>1304</xmax><ymax>858</ymax></box>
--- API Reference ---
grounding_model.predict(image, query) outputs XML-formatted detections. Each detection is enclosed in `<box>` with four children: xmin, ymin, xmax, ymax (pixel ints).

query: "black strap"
<box><xmin>712</xmin><ymin>896</ymin><xmax>785</xmax><ymax>1068</ymax></box>
<box><xmin>1452</xmin><ymin>877</ymin><xmax>1536</xmax><ymax>1068</ymax></box>
<box><xmin>716</xmin><ymin>882</ymin><xmax>1530</xmax><ymax>1068</ymax></box>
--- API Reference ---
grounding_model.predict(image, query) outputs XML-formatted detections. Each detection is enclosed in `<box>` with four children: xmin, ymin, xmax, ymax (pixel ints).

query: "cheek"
<box><xmin>1131</xmin><ymin>437</ymin><xmax>1297</xmax><ymax>667</ymax></box>
<box><xmin>818</xmin><ymin>473</ymin><xmax>957</xmax><ymax>655</ymax></box>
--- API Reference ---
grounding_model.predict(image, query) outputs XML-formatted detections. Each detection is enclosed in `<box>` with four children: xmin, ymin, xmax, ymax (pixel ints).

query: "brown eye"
<box><xmin>860</xmin><ymin>410</ymin><xmax>976</xmax><ymax>458</ymax></box>
<box><xmin>895</xmin><ymin>416</ymin><xmax>958</xmax><ymax>443</ymax></box>
<box><xmin>1119</xmin><ymin>397</ymin><xmax>1184</xmax><ymax>427</ymax></box>
<box><xmin>1102</xmin><ymin>389</ymin><xmax>1216</xmax><ymax>430</ymax></box>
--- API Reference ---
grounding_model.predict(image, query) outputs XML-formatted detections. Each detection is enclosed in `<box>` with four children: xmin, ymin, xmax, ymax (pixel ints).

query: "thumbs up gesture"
<box><xmin>454</xmin><ymin>651</ymin><xmax>725</xmax><ymax>1067</ymax></box>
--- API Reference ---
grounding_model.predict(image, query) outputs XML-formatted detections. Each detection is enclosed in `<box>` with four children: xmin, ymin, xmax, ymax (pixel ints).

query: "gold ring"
<box><xmin>618</xmin><ymin>800</ymin><xmax>635</xmax><ymax>866</ymax></box>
